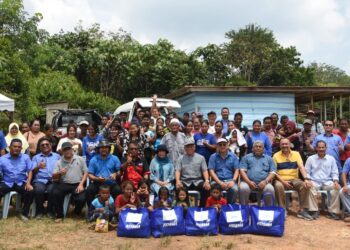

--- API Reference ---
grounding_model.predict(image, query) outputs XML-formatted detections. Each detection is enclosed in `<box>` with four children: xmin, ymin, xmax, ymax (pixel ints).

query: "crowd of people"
<box><xmin>1</xmin><ymin>98</ymin><xmax>350</xmax><ymax>227</ymax></box>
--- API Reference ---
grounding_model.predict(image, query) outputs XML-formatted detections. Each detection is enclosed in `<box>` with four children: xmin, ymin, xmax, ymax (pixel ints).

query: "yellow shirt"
<box><xmin>273</xmin><ymin>150</ymin><xmax>303</xmax><ymax>181</ymax></box>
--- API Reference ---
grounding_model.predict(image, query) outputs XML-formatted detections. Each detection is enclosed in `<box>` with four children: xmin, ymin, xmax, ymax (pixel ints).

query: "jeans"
<box><xmin>33</xmin><ymin>182</ymin><xmax>54</xmax><ymax>215</ymax></box>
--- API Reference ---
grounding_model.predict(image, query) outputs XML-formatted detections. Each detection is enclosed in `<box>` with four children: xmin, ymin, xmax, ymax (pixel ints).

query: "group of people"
<box><xmin>1</xmin><ymin>99</ymin><xmax>350</xmax><ymax>226</ymax></box>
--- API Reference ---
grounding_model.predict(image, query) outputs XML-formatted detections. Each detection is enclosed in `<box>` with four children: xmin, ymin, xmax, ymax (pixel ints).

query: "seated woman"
<box><xmin>150</xmin><ymin>144</ymin><xmax>174</xmax><ymax>195</ymax></box>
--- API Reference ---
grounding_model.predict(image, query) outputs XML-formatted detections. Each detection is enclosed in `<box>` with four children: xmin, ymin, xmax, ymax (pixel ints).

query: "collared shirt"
<box><xmin>297</xmin><ymin>130</ymin><xmax>318</xmax><ymax>154</ymax></box>
<box><xmin>88</xmin><ymin>154</ymin><xmax>121</xmax><ymax>184</ymax></box>
<box><xmin>245</xmin><ymin>132</ymin><xmax>272</xmax><ymax>156</ymax></box>
<box><xmin>208</xmin><ymin>152</ymin><xmax>239</xmax><ymax>181</ymax></box>
<box><xmin>160</xmin><ymin>132</ymin><xmax>186</xmax><ymax>164</ymax></box>
<box><xmin>305</xmin><ymin>154</ymin><xmax>338</xmax><ymax>186</ymax></box>
<box><xmin>175</xmin><ymin>153</ymin><xmax>208</xmax><ymax>186</ymax></box>
<box><xmin>54</xmin><ymin>154</ymin><xmax>88</xmax><ymax>184</ymax></box>
<box><xmin>220</xmin><ymin>119</ymin><xmax>230</xmax><ymax>135</ymax></box>
<box><xmin>311</xmin><ymin>122</ymin><xmax>325</xmax><ymax>134</ymax></box>
<box><xmin>0</xmin><ymin>131</ymin><xmax>7</xmax><ymax>151</ymax></box>
<box><xmin>312</xmin><ymin>133</ymin><xmax>343</xmax><ymax>169</ymax></box>
<box><xmin>32</xmin><ymin>152</ymin><xmax>61</xmax><ymax>184</ymax></box>
<box><xmin>342</xmin><ymin>157</ymin><xmax>350</xmax><ymax>185</ymax></box>
<box><xmin>194</xmin><ymin>132</ymin><xmax>217</xmax><ymax>162</ymax></box>
<box><xmin>239</xmin><ymin>153</ymin><xmax>276</xmax><ymax>184</ymax></box>
<box><xmin>273</xmin><ymin>150</ymin><xmax>303</xmax><ymax>181</ymax></box>
<box><xmin>0</xmin><ymin>153</ymin><xmax>32</xmax><ymax>187</ymax></box>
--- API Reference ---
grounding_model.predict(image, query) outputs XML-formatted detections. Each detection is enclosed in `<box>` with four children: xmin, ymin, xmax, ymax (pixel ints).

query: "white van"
<box><xmin>113</xmin><ymin>97</ymin><xmax>181</xmax><ymax>122</ymax></box>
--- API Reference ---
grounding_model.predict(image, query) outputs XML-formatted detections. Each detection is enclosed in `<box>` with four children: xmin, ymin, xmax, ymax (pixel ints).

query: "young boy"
<box><xmin>89</xmin><ymin>185</ymin><xmax>114</xmax><ymax>222</ymax></box>
<box><xmin>206</xmin><ymin>184</ymin><xmax>227</xmax><ymax>213</ymax></box>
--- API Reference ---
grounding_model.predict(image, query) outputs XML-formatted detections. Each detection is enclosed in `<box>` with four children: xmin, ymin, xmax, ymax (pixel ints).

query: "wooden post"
<box><xmin>311</xmin><ymin>95</ymin><xmax>314</xmax><ymax>110</ymax></box>
<box><xmin>340</xmin><ymin>95</ymin><xmax>343</xmax><ymax>118</ymax></box>
<box><xmin>324</xmin><ymin>100</ymin><xmax>327</xmax><ymax>121</ymax></box>
<box><xmin>333</xmin><ymin>96</ymin><xmax>337</xmax><ymax>122</ymax></box>
<box><xmin>320</xmin><ymin>101</ymin><xmax>323</xmax><ymax>121</ymax></box>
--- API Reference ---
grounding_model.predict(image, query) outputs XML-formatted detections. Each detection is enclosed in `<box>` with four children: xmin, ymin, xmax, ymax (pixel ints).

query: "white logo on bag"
<box><xmin>257</xmin><ymin>210</ymin><xmax>274</xmax><ymax>227</ymax></box>
<box><xmin>226</xmin><ymin>211</ymin><xmax>243</xmax><ymax>223</ymax></box>
<box><xmin>162</xmin><ymin>209</ymin><xmax>178</xmax><ymax>227</ymax></box>
<box><xmin>126</xmin><ymin>213</ymin><xmax>142</xmax><ymax>223</ymax></box>
<box><xmin>194</xmin><ymin>210</ymin><xmax>210</xmax><ymax>227</ymax></box>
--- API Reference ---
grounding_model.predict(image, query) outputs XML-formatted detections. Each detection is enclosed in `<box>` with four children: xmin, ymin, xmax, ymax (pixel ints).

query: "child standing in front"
<box><xmin>136</xmin><ymin>179</ymin><xmax>153</xmax><ymax>212</ymax></box>
<box><xmin>115</xmin><ymin>180</ymin><xmax>141</xmax><ymax>215</ymax></box>
<box><xmin>153</xmin><ymin>187</ymin><xmax>172</xmax><ymax>209</ymax></box>
<box><xmin>206</xmin><ymin>184</ymin><xmax>227</xmax><ymax>213</ymax></box>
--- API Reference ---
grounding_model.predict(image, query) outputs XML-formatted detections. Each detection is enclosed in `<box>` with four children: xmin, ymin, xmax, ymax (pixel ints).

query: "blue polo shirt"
<box><xmin>342</xmin><ymin>158</ymin><xmax>350</xmax><ymax>185</ymax></box>
<box><xmin>0</xmin><ymin>153</ymin><xmax>32</xmax><ymax>187</ymax></box>
<box><xmin>0</xmin><ymin>131</ymin><xmax>6</xmax><ymax>151</ymax></box>
<box><xmin>245</xmin><ymin>132</ymin><xmax>272</xmax><ymax>156</ymax></box>
<box><xmin>88</xmin><ymin>154</ymin><xmax>121</xmax><ymax>184</ymax></box>
<box><xmin>32</xmin><ymin>152</ymin><xmax>61</xmax><ymax>184</ymax></box>
<box><xmin>194</xmin><ymin>133</ymin><xmax>217</xmax><ymax>162</ymax></box>
<box><xmin>239</xmin><ymin>153</ymin><xmax>276</xmax><ymax>184</ymax></box>
<box><xmin>208</xmin><ymin>152</ymin><xmax>239</xmax><ymax>181</ymax></box>
<box><xmin>312</xmin><ymin>133</ymin><xmax>343</xmax><ymax>169</ymax></box>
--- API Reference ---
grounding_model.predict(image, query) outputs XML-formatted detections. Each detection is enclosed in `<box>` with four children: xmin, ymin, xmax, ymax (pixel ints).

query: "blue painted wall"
<box><xmin>176</xmin><ymin>92</ymin><xmax>295</xmax><ymax>129</ymax></box>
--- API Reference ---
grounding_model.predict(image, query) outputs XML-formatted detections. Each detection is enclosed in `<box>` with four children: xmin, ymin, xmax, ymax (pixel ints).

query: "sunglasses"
<box><xmin>218</xmin><ymin>143</ymin><xmax>227</xmax><ymax>146</ymax></box>
<box><xmin>40</xmin><ymin>143</ymin><xmax>50</xmax><ymax>147</ymax></box>
<box><xmin>324</xmin><ymin>124</ymin><xmax>333</xmax><ymax>127</ymax></box>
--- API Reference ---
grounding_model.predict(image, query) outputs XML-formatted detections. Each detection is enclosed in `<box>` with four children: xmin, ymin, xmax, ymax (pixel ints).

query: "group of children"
<box><xmin>89</xmin><ymin>179</ymin><xmax>227</xmax><ymax>228</ymax></box>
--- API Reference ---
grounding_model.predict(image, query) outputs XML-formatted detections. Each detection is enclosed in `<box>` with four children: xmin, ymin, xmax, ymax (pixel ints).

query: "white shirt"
<box><xmin>305</xmin><ymin>154</ymin><xmax>339</xmax><ymax>186</ymax></box>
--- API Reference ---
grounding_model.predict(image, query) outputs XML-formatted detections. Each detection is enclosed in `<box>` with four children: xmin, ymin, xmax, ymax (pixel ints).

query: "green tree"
<box><xmin>310</xmin><ymin>62</ymin><xmax>350</xmax><ymax>85</ymax></box>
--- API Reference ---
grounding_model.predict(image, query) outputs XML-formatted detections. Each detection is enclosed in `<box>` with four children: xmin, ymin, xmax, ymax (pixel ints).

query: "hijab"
<box><xmin>5</xmin><ymin>122</ymin><xmax>29</xmax><ymax>153</ymax></box>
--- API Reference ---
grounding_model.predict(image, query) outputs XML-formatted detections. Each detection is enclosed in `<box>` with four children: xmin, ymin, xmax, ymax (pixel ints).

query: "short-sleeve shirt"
<box><xmin>208</xmin><ymin>152</ymin><xmax>239</xmax><ymax>181</ymax></box>
<box><xmin>32</xmin><ymin>152</ymin><xmax>61</xmax><ymax>184</ymax></box>
<box><xmin>273</xmin><ymin>150</ymin><xmax>303</xmax><ymax>181</ymax></box>
<box><xmin>88</xmin><ymin>154</ymin><xmax>121</xmax><ymax>184</ymax></box>
<box><xmin>114</xmin><ymin>194</ymin><xmax>140</xmax><ymax>208</ymax></box>
<box><xmin>175</xmin><ymin>153</ymin><xmax>207</xmax><ymax>186</ymax></box>
<box><xmin>54</xmin><ymin>155</ymin><xmax>87</xmax><ymax>184</ymax></box>
<box><xmin>0</xmin><ymin>153</ymin><xmax>32</xmax><ymax>187</ymax></box>
<box><xmin>194</xmin><ymin>133</ymin><xmax>217</xmax><ymax>162</ymax></box>
<box><xmin>205</xmin><ymin>196</ymin><xmax>227</xmax><ymax>207</ymax></box>
<box><xmin>312</xmin><ymin>133</ymin><xmax>343</xmax><ymax>169</ymax></box>
<box><xmin>239</xmin><ymin>153</ymin><xmax>276</xmax><ymax>184</ymax></box>
<box><xmin>91</xmin><ymin>196</ymin><xmax>114</xmax><ymax>209</ymax></box>
<box><xmin>342</xmin><ymin>158</ymin><xmax>350</xmax><ymax>185</ymax></box>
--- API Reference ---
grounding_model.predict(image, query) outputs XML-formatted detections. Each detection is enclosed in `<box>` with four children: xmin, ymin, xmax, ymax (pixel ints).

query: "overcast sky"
<box><xmin>23</xmin><ymin>0</ymin><xmax>350</xmax><ymax>73</ymax></box>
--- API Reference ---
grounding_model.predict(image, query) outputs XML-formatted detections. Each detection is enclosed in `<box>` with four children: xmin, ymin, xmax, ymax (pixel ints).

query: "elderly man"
<box><xmin>0</xmin><ymin>139</ymin><xmax>34</xmax><ymax>220</ymax></box>
<box><xmin>51</xmin><ymin>142</ymin><xmax>88</xmax><ymax>221</ymax></box>
<box><xmin>86</xmin><ymin>140</ymin><xmax>121</xmax><ymax>207</ymax></box>
<box><xmin>160</xmin><ymin>118</ymin><xmax>186</xmax><ymax>164</ymax></box>
<box><xmin>306</xmin><ymin>110</ymin><xmax>324</xmax><ymax>134</ymax></box>
<box><xmin>273</xmin><ymin>138</ymin><xmax>313</xmax><ymax>220</ymax></box>
<box><xmin>208</xmin><ymin>138</ymin><xmax>239</xmax><ymax>204</ymax></box>
<box><xmin>175</xmin><ymin>137</ymin><xmax>210</xmax><ymax>206</ymax></box>
<box><xmin>30</xmin><ymin>137</ymin><xmax>61</xmax><ymax>219</ymax></box>
<box><xmin>239</xmin><ymin>141</ymin><xmax>276</xmax><ymax>206</ymax></box>
<box><xmin>297</xmin><ymin>119</ymin><xmax>318</xmax><ymax>162</ymax></box>
<box><xmin>340</xmin><ymin>157</ymin><xmax>350</xmax><ymax>222</ymax></box>
<box><xmin>305</xmin><ymin>140</ymin><xmax>340</xmax><ymax>220</ymax></box>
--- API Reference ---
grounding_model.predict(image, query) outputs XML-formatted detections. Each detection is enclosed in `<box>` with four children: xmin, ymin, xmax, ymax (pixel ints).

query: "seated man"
<box><xmin>339</xmin><ymin>156</ymin><xmax>350</xmax><ymax>222</ymax></box>
<box><xmin>0</xmin><ymin>139</ymin><xmax>34</xmax><ymax>220</ymax></box>
<box><xmin>51</xmin><ymin>142</ymin><xmax>88</xmax><ymax>222</ymax></box>
<box><xmin>86</xmin><ymin>140</ymin><xmax>121</xmax><ymax>207</ymax></box>
<box><xmin>175</xmin><ymin>137</ymin><xmax>211</xmax><ymax>207</ymax></box>
<box><xmin>208</xmin><ymin>138</ymin><xmax>239</xmax><ymax>204</ymax></box>
<box><xmin>239</xmin><ymin>141</ymin><xmax>276</xmax><ymax>206</ymax></box>
<box><xmin>273</xmin><ymin>138</ymin><xmax>313</xmax><ymax>220</ymax></box>
<box><xmin>305</xmin><ymin>140</ymin><xmax>341</xmax><ymax>220</ymax></box>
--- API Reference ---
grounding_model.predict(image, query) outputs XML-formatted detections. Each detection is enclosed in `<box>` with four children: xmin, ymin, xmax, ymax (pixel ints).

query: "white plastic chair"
<box><xmin>2</xmin><ymin>191</ymin><xmax>21</xmax><ymax>219</ymax></box>
<box><xmin>188</xmin><ymin>190</ymin><xmax>201</xmax><ymax>206</ymax></box>
<box><xmin>285</xmin><ymin>190</ymin><xmax>298</xmax><ymax>208</ymax></box>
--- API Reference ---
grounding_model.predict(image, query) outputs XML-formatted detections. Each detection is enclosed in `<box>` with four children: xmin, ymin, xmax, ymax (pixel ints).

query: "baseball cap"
<box><xmin>184</xmin><ymin>137</ymin><xmax>195</xmax><ymax>146</ymax></box>
<box><xmin>207</xmin><ymin>111</ymin><xmax>216</xmax><ymax>116</ymax></box>
<box><xmin>216</xmin><ymin>138</ymin><xmax>228</xmax><ymax>144</ymax></box>
<box><xmin>61</xmin><ymin>142</ymin><xmax>73</xmax><ymax>150</ymax></box>
<box><xmin>78</xmin><ymin>120</ymin><xmax>89</xmax><ymax>126</ymax></box>
<box><xmin>307</xmin><ymin>110</ymin><xmax>315</xmax><ymax>115</ymax></box>
<box><xmin>303</xmin><ymin>119</ymin><xmax>313</xmax><ymax>125</ymax></box>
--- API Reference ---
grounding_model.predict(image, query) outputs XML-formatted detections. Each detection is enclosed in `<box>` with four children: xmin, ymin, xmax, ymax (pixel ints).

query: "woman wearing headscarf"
<box><xmin>5</xmin><ymin>122</ymin><xmax>29</xmax><ymax>153</ymax></box>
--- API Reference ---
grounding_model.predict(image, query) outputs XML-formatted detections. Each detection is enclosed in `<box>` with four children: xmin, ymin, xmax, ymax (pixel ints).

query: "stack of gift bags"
<box><xmin>117</xmin><ymin>202</ymin><xmax>285</xmax><ymax>238</ymax></box>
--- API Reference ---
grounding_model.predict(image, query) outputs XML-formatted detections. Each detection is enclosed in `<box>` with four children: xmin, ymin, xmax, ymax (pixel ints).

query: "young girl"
<box><xmin>115</xmin><ymin>181</ymin><xmax>141</xmax><ymax>215</ymax></box>
<box><xmin>172</xmin><ymin>187</ymin><xmax>190</xmax><ymax>211</ymax></box>
<box><xmin>206</xmin><ymin>184</ymin><xmax>227</xmax><ymax>213</ymax></box>
<box><xmin>89</xmin><ymin>185</ymin><xmax>114</xmax><ymax>222</ymax></box>
<box><xmin>136</xmin><ymin>179</ymin><xmax>153</xmax><ymax>212</ymax></box>
<box><xmin>153</xmin><ymin>187</ymin><xmax>172</xmax><ymax>209</ymax></box>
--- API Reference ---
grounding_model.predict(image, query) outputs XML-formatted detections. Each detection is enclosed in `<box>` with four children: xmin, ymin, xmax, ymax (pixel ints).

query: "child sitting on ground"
<box><xmin>136</xmin><ymin>179</ymin><xmax>153</xmax><ymax>212</ymax></box>
<box><xmin>206</xmin><ymin>184</ymin><xmax>227</xmax><ymax>213</ymax></box>
<box><xmin>115</xmin><ymin>180</ymin><xmax>141</xmax><ymax>215</ymax></box>
<box><xmin>172</xmin><ymin>187</ymin><xmax>190</xmax><ymax>213</ymax></box>
<box><xmin>89</xmin><ymin>185</ymin><xmax>114</xmax><ymax>222</ymax></box>
<box><xmin>153</xmin><ymin>186</ymin><xmax>172</xmax><ymax>209</ymax></box>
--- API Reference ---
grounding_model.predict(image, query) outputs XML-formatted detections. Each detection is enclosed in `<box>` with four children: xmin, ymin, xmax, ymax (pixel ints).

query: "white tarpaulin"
<box><xmin>0</xmin><ymin>93</ymin><xmax>14</xmax><ymax>112</ymax></box>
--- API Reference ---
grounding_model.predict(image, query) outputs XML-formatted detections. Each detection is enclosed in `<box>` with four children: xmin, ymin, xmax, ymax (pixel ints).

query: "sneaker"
<box><xmin>310</xmin><ymin>211</ymin><xmax>319</xmax><ymax>220</ymax></box>
<box><xmin>36</xmin><ymin>214</ymin><xmax>43</xmax><ymax>220</ymax></box>
<box><xmin>19</xmin><ymin>214</ymin><xmax>29</xmax><ymax>222</ymax></box>
<box><xmin>297</xmin><ymin>210</ymin><xmax>313</xmax><ymax>221</ymax></box>
<box><xmin>326</xmin><ymin>212</ymin><xmax>340</xmax><ymax>220</ymax></box>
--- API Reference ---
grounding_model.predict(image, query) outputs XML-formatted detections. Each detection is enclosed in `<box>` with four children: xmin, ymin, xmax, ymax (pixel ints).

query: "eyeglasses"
<box><xmin>324</xmin><ymin>124</ymin><xmax>333</xmax><ymax>127</ymax></box>
<box><xmin>40</xmin><ymin>143</ymin><xmax>50</xmax><ymax>147</ymax></box>
<box><xmin>129</xmin><ymin>148</ymin><xmax>138</xmax><ymax>151</ymax></box>
<box><xmin>218</xmin><ymin>143</ymin><xmax>227</xmax><ymax>146</ymax></box>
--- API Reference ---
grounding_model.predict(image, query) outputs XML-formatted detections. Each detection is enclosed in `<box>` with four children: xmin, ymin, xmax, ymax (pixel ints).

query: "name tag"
<box><xmin>194</xmin><ymin>211</ymin><xmax>208</xmax><ymax>221</ymax></box>
<box><xmin>226</xmin><ymin>211</ymin><xmax>243</xmax><ymax>223</ymax></box>
<box><xmin>126</xmin><ymin>213</ymin><xmax>142</xmax><ymax>223</ymax></box>
<box><xmin>258</xmin><ymin>210</ymin><xmax>274</xmax><ymax>221</ymax></box>
<box><xmin>162</xmin><ymin>209</ymin><xmax>177</xmax><ymax>221</ymax></box>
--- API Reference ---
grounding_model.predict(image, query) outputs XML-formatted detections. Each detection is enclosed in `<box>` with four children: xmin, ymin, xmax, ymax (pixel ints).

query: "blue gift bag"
<box><xmin>150</xmin><ymin>206</ymin><xmax>185</xmax><ymax>238</ymax></box>
<box><xmin>218</xmin><ymin>204</ymin><xmax>251</xmax><ymax>235</ymax></box>
<box><xmin>250</xmin><ymin>203</ymin><xmax>285</xmax><ymax>237</ymax></box>
<box><xmin>117</xmin><ymin>208</ymin><xmax>151</xmax><ymax>238</ymax></box>
<box><xmin>185</xmin><ymin>207</ymin><xmax>218</xmax><ymax>236</ymax></box>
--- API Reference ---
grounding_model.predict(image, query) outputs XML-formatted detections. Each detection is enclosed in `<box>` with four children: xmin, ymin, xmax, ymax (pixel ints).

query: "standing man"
<box><xmin>208</xmin><ymin>138</ymin><xmax>239</xmax><ymax>204</ymax></box>
<box><xmin>160</xmin><ymin>118</ymin><xmax>186</xmax><ymax>165</ymax></box>
<box><xmin>0</xmin><ymin>139</ymin><xmax>34</xmax><ymax>220</ymax></box>
<box><xmin>234</xmin><ymin>112</ymin><xmax>249</xmax><ymax>137</ymax></box>
<box><xmin>51</xmin><ymin>142</ymin><xmax>88</xmax><ymax>221</ymax></box>
<box><xmin>78</xmin><ymin>121</ymin><xmax>89</xmax><ymax>140</ymax></box>
<box><xmin>30</xmin><ymin>137</ymin><xmax>61</xmax><ymax>218</ymax></box>
<box><xmin>334</xmin><ymin>118</ymin><xmax>350</xmax><ymax>165</ymax></box>
<box><xmin>271</xmin><ymin>113</ymin><xmax>279</xmax><ymax>130</ymax></box>
<box><xmin>220</xmin><ymin>107</ymin><xmax>230</xmax><ymax>135</ymax></box>
<box><xmin>306</xmin><ymin>110</ymin><xmax>324</xmax><ymax>134</ymax></box>
<box><xmin>273</xmin><ymin>138</ymin><xmax>313</xmax><ymax>220</ymax></box>
<box><xmin>297</xmin><ymin>119</ymin><xmax>318</xmax><ymax>163</ymax></box>
<box><xmin>86</xmin><ymin>140</ymin><xmax>121</xmax><ymax>207</ymax></box>
<box><xmin>305</xmin><ymin>140</ymin><xmax>340</xmax><ymax>220</ymax></box>
<box><xmin>207</xmin><ymin>111</ymin><xmax>217</xmax><ymax>134</ymax></box>
<box><xmin>175</xmin><ymin>138</ymin><xmax>211</xmax><ymax>207</ymax></box>
<box><xmin>239</xmin><ymin>141</ymin><xmax>276</xmax><ymax>206</ymax></box>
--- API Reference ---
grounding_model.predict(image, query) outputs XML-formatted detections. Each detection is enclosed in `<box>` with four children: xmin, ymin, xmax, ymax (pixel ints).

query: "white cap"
<box><xmin>170</xmin><ymin>118</ymin><xmax>180</xmax><ymax>125</ymax></box>
<box><xmin>217</xmin><ymin>138</ymin><xmax>228</xmax><ymax>144</ymax></box>
<box><xmin>78</xmin><ymin>120</ymin><xmax>89</xmax><ymax>126</ymax></box>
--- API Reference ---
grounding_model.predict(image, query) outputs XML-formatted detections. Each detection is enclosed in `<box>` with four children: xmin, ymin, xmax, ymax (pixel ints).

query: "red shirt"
<box><xmin>333</xmin><ymin>129</ymin><xmax>350</xmax><ymax>161</ymax></box>
<box><xmin>115</xmin><ymin>194</ymin><xmax>140</xmax><ymax>209</ymax></box>
<box><xmin>205</xmin><ymin>196</ymin><xmax>227</xmax><ymax>207</ymax></box>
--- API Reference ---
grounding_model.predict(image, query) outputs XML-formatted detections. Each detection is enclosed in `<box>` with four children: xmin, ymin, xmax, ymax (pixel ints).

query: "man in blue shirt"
<box><xmin>208</xmin><ymin>138</ymin><xmax>239</xmax><ymax>204</ymax></box>
<box><xmin>239</xmin><ymin>140</ymin><xmax>277</xmax><ymax>206</ymax></box>
<box><xmin>0</xmin><ymin>130</ymin><xmax>6</xmax><ymax>156</ymax></box>
<box><xmin>86</xmin><ymin>140</ymin><xmax>121</xmax><ymax>207</ymax></box>
<box><xmin>340</xmin><ymin>157</ymin><xmax>350</xmax><ymax>222</ymax></box>
<box><xmin>0</xmin><ymin>139</ymin><xmax>34</xmax><ymax>220</ymax></box>
<box><xmin>30</xmin><ymin>137</ymin><xmax>61</xmax><ymax>218</ymax></box>
<box><xmin>220</xmin><ymin>107</ymin><xmax>230</xmax><ymax>135</ymax></box>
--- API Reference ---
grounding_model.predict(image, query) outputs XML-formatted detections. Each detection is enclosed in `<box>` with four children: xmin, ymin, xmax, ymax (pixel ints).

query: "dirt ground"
<box><xmin>0</xmin><ymin>203</ymin><xmax>349</xmax><ymax>250</ymax></box>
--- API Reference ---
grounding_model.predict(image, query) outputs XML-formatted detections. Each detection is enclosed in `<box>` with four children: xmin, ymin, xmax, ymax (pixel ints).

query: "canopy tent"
<box><xmin>0</xmin><ymin>93</ymin><xmax>14</xmax><ymax>112</ymax></box>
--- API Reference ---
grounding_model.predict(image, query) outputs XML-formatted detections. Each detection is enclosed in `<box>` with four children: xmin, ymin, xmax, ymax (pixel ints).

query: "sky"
<box><xmin>23</xmin><ymin>0</ymin><xmax>350</xmax><ymax>73</ymax></box>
